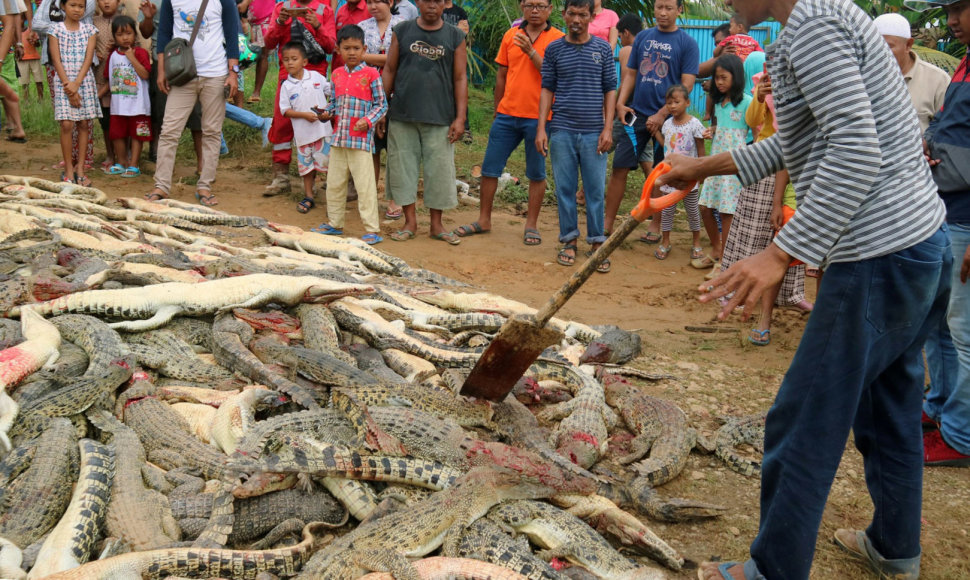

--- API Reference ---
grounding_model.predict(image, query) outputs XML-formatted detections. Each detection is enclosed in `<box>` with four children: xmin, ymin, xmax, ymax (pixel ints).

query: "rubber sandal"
<box><xmin>557</xmin><ymin>243</ymin><xmax>577</xmax><ymax>267</ymax></box>
<box><xmin>690</xmin><ymin>246</ymin><xmax>706</xmax><ymax>260</ymax></box>
<box><xmin>640</xmin><ymin>231</ymin><xmax>662</xmax><ymax>244</ymax></box>
<box><xmin>705</xmin><ymin>261</ymin><xmax>722</xmax><ymax>281</ymax></box>
<box><xmin>596</xmin><ymin>258</ymin><xmax>611</xmax><ymax>274</ymax></box>
<box><xmin>696</xmin><ymin>561</ymin><xmax>745</xmax><ymax>580</ymax></box>
<box><xmin>748</xmin><ymin>328</ymin><xmax>770</xmax><ymax>346</ymax></box>
<box><xmin>74</xmin><ymin>174</ymin><xmax>92</xmax><ymax>187</ymax></box>
<box><xmin>361</xmin><ymin>233</ymin><xmax>383</xmax><ymax>245</ymax></box>
<box><xmin>311</xmin><ymin>223</ymin><xmax>343</xmax><ymax>235</ymax></box>
<box><xmin>247</xmin><ymin>95</ymin><xmax>261</xmax><ymax>103</ymax></box>
<box><xmin>655</xmin><ymin>244</ymin><xmax>671</xmax><ymax>260</ymax></box>
<box><xmin>60</xmin><ymin>172</ymin><xmax>74</xmax><ymax>184</ymax></box>
<box><xmin>144</xmin><ymin>191</ymin><xmax>167</xmax><ymax>202</ymax></box>
<box><xmin>523</xmin><ymin>228</ymin><xmax>542</xmax><ymax>246</ymax></box>
<box><xmin>833</xmin><ymin>529</ymin><xmax>918</xmax><ymax>580</ymax></box>
<box><xmin>431</xmin><ymin>232</ymin><xmax>461</xmax><ymax>245</ymax></box>
<box><xmin>195</xmin><ymin>190</ymin><xmax>218</xmax><ymax>207</ymax></box>
<box><xmin>106</xmin><ymin>163</ymin><xmax>125</xmax><ymax>175</ymax></box>
<box><xmin>389</xmin><ymin>229</ymin><xmax>416</xmax><ymax>241</ymax></box>
<box><xmin>384</xmin><ymin>208</ymin><xmax>402</xmax><ymax>220</ymax></box>
<box><xmin>692</xmin><ymin>254</ymin><xmax>715</xmax><ymax>269</ymax></box>
<box><xmin>296</xmin><ymin>197</ymin><xmax>315</xmax><ymax>214</ymax></box>
<box><xmin>454</xmin><ymin>222</ymin><xmax>489</xmax><ymax>237</ymax></box>
<box><xmin>121</xmin><ymin>166</ymin><xmax>141</xmax><ymax>178</ymax></box>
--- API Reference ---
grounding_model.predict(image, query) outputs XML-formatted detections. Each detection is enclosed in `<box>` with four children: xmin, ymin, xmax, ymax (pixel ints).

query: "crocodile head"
<box><xmin>579</xmin><ymin>328</ymin><xmax>642</xmax><ymax>365</ymax></box>
<box><xmin>557</xmin><ymin>432</ymin><xmax>602</xmax><ymax>470</ymax></box>
<box><xmin>303</xmin><ymin>283</ymin><xmax>375</xmax><ymax>303</ymax></box>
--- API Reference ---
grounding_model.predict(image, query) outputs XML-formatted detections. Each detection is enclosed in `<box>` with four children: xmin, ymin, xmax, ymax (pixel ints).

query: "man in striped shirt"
<box><xmin>661</xmin><ymin>1</ymin><xmax>951</xmax><ymax>579</ymax></box>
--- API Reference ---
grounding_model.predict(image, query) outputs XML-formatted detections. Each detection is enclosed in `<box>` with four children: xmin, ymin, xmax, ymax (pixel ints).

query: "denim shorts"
<box><xmin>481</xmin><ymin>113</ymin><xmax>546</xmax><ymax>182</ymax></box>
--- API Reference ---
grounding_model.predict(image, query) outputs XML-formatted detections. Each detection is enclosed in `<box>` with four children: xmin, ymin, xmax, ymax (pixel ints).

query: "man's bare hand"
<box><xmin>698</xmin><ymin>244</ymin><xmax>790</xmax><ymax>320</ymax></box>
<box><xmin>923</xmin><ymin>139</ymin><xmax>941</xmax><ymax>167</ymax></box>
<box><xmin>657</xmin><ymin>153</ymin><xmax>705</xmax><ymax>190</ymax></box>
<box><xmin>512</xmin><ymin>31</ymin><xmax>533</xmax><ymax>55</ymax></box>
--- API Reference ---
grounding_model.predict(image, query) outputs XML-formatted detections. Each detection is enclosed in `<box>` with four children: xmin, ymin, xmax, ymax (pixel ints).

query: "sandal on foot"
<box><xmin>431</xmin><ymin>231</ymin><xmax>461</xmax><ymax>245</ymax></box>
<box><xmin>389</xmin><ymin>229</ymin><xmax>416</xmax><ymax>242</ymax></box>
<box><xmin>705</xmin><ymin>261</ymin><xmax>722</xmax><ymax>281</ymax></box>
<box><xmin>247</xmin><ymin>95</ymin><xmax>261</xmax><ymax>103</ymax></box>
<box><xmin>833</xmin><ymin>529</ymin><xmax>919</xmax><ymax>580</ymax></box>
<box><xmin>106</xmin><ymin>163</ymin><xmax>125</xmax><ymax>175</ymax></box>
<box><xmin>655</xmin><ymin>244</ymin><xmax>671</xmax><ymax>260</ymax></box>
<box><xmin>557</xmin><ymin>243</ymin><xmax>577</xmax><ymax>267</ymax></box>
<box><xmin>640</xmin><ymin>231</ymin><xmax>662</xmax><ymax>244</ymax></box>
<box><xmin>692</xmin><ymin>253</ymin><xmax>716</xmax><ymax>269</ymax></box>
<box><xmin>523</xmin><ymin>228</ymin><xmax>542</xmax><ymax>246</ymax></box>
<box><xmin>748</xmin><ymin>328</ymin><xmax>770</xmax><ymax>346</ymax></box>
<box><xmin>195</xmin><ymin>190</ymin><xmax>218</xmax><ymax>207</ymax></box>
<box><xmin>596</xmin><ymin>258</ymin><xmax>611</xmax><ymax>273</ymax></box>
<box><xmin>60</xmin><ymin>172</ymin><xmax>74</xmax><ymax>184</ymax></box>
<box><xmin>384</xmin><ymin>208</ymin><xmax>403</xmax><ymax>220</ymax></box>
<box><xmin>454</xmin><ymin>222</ymin><xmax>489</xmax><ymax>237</ymax></box>
<box><xmin>361</xmin><ymin>233</ymin><xmax>383</xmax><ymax>245</ymax></box>
<box><xmin>311</xmin><ymin>223</ymin><xmax>343</xmax><ymax>235</ymax></box>
<box><xmin>74</xmin><ymin>174</ymin><xmax>92</xmax><ymax>187</ymax></box>
<box><xmin>121</xmin><ymin>166</ymin><xmax>141</xmax><ymax>178</ymax></box>
<box><xmin>696</xmin><ymin>561</ymin><xmax>746</xmax><ymax>580</ymax></box>
<box><xmin>296</xmin><ymin>197</ymin><xmax>315</xmax><ymax>214</ymax></box>
<box><xmin>144</xmin><ymin>191</ymin><xmax>167</xmax><ymax>201</ymax></box>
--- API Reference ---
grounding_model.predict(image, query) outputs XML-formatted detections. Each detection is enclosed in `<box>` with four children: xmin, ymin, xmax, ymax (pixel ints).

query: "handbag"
<box><xmin>163</xmin><ymin>0</ymin><xmax>210</xmax><ymax>87</ymax></box>
<box><xmin>291</xmin><ymin>17</ymin><xmax>327</xmax><ymax>65</ymax></box>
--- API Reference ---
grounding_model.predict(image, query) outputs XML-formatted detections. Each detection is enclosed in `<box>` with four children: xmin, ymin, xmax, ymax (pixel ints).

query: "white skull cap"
<box><xmin>874</xmin><ymin>13</ymin><xmax>912</xmax><ymax>39</ymax></box>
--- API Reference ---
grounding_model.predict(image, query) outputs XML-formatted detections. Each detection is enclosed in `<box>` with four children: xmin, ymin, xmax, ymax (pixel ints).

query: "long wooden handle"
<box><xmin>534</xmin><ymin>215</ymin><xmax>639</xmax><ymax>326</ymax></box>
<box><xmin>533</xmin><ymin>162</ymin><xmax>695</xmax><ymax>327</ymax></box>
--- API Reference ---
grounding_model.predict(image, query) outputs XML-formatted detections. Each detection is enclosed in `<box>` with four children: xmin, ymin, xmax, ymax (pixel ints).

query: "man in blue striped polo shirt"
<box><xmin>535</xmin><ymin>0</ymin><xmax>616</xmax><ymax>272</ymax></box>
<box><xmin>661</xmin><ymin>0</ymin><xmax>951</xmax><ymax>579</ymax></box>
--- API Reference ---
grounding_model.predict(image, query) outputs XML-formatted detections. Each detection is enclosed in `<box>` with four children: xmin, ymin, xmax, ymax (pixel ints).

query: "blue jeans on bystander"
<box><xmin>549</xmin><ymin>130</ymin><xmax>607</xmax><ymax>245</ymax></box>
<box><xmin>924</xmin><ymin>221</ymin><xmax>970</xmax><ymax>456</ymax></box>
<box><xmin>741</xmin><ymin>226</ymin><xmax>952</xmax><ymax>580</ymax></box>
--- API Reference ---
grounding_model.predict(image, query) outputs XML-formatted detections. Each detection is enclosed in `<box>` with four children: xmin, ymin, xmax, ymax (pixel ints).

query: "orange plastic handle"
<box><xmin>779</xmin><ymin>206</ymin><xmax>804</xmax><ymax>267</ymax></box>
<box><xmin>630</xmin><ymin>162</ymin><xmax>697</xmax><ymax>222</ymax></box>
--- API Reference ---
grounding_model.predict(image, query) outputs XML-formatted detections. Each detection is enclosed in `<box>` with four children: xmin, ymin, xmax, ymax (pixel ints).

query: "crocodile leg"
<box><xmin>106</xmin><ymin>305</ymin><xmax>181</xmax><ymax>332</ymax></box>
<box><xmin>329</xmin><ymin>389</ymin><xmax>406</xmax><ymax>455</ymax></box>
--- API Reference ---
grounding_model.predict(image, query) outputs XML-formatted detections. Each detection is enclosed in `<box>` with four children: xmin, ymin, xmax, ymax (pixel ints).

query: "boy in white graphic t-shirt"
<box><xmin>277</xmin><ymin>41</ymin><xmax>333</xmax><ymax>215</ymax></box>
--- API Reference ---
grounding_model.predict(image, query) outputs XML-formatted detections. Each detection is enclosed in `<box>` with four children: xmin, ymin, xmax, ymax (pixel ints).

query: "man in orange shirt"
<box><xmin>452</xmin><ymin>0</ymin><xmax>563</xmax><ymax>245</ymax></box>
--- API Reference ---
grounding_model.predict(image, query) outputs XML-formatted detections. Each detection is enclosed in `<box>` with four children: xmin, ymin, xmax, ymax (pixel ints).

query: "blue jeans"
<box><xmin>925</xmin><ymin>222</ymin><xmax>970</xmax><ymax>455</ymax></box>
<box><xmin>225</xmin><ymin>103</ymin><xmax>264</xmax><ymax>130</ymax></box>
<box><xmin>481</xmin><ymin>113</ymin><xmax>546</xmax><ymax>182</ymax></box>
<box><xmin>549</xmin><ymin>130</ymin><xmax>607</xmax><ymax>245</ymax></box>
<box><xmin>743</xmin><ymin>226</ymin><xmax>951</xmax><ymax>580</ymax></box>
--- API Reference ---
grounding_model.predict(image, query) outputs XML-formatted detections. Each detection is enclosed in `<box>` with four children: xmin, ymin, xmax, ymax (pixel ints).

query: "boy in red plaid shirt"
<box><xmin>312</xmin><ymin>24</ymin><xmax>388</xmax><ymax>244</ymax></box>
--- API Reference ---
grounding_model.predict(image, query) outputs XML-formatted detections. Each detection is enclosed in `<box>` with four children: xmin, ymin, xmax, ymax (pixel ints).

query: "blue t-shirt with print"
<box><xmin>627</xmin><ymin>27</ymin><xmax>699</xmax><ymax>116</ymax></box>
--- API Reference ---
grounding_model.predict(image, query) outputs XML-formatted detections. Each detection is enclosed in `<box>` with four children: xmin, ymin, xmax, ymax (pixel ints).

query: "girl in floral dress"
<box><xmin>698</xmin><ymin>53</ymin><xmax>751</xmax><ymax>279</ymax></box>
<box><xmin>49</xmin><ymin>0</ymin><xmax>102</xmax><ymax>185</ymax></box>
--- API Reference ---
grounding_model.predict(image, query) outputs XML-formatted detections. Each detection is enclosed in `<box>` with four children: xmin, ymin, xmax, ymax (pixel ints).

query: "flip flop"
<box><xmin>144</xmin><ymin>191</ymin><xmax>167</xmax><ymax>202</ymax></box>
<box><xmin>748</xmin><ymin>328</ymin><xmax>770</xmax><ymax>346</ymax></box>
<box><xmin>384</xmin><ymin>208</ymin><xmax>402</xmax><ymax>220</ymax></box>
<box><xmin>195</xmin><ymin>190</ymin><xmax>218</xmax><ymax>207</ymax></box>
<box><xmin>74</xmin><ymin>174</ymin><xmax>92</xmax><ymax>187</ymax></box>
<box><xmin>696</xmin><ymin>561</ymin><xmax>745</xmax><ymax>580</ymax></box>
<box><xmin>361</xmin><ymin>233</ymin><xmax>383</xmax><ymax>245</ymax></box>
<box><xmin>833</xmin><ymin>529</ymin><xmax>918</xmax><ymax>580</ymax></box>
<box><xmin>431</xmin><ymin>231</ymin><xmax>461</xmax><ymax>245</ymax></box>
<box><xmin>390</xmin><ymin>229</ymin><xmax>416</xmax><ymax>242</ymax></box>
<box><xmin>121</xmin><ymin>166</ymin><xmax>141</xmax><ymax>178</ymax></box>
<box><xmin>654</xmin><ymin>244</ymin><xmax>671</xmax><ymax>260</ymax></box>
<box><xmin>585</xmin><ymin>249</ymin><xmax>611</xmax><ymax>273</ymax></box>
<box><xmin>311</xmin><ymin>224</ymin><xmax>343</xmax><ymax>235</ymax></box>
<box><xmin>523</xmin><ymin>228</ymin><xmax>542</xmax><ymax>246</ymax></box>
<box><xmin>60</xmin><ymin>172</ymin><xmax>74</xmax><ymax>184</ymax></box>
<box><xmin>454</xmin><ymin>222</ymin><xmax>489</xmax><ymax>237</ymax></box>
<box><xmin>640</xmin><ymin>231</ymin><xmax>662</xmax><ymax>244</ymax></box>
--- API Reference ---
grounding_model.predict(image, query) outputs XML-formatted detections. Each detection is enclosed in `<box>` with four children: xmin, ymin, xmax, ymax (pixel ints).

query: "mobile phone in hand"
<box><xmin>624</xmin><ymin>111</ymin><xmax>637</xmax><ymax>126</ymax></box>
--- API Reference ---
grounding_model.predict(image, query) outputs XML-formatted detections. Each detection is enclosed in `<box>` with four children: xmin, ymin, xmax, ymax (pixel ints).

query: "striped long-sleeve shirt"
<box><xmin>731</xmin><ymin>0</ymin><xmax>945</xmax><ymax>268</ymax></box>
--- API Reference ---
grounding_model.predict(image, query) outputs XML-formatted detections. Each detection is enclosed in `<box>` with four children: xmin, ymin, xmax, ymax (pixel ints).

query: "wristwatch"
<box><xmin>231</xmin><ymin>65</ymin><xmax>241</xmax><ymax>74</ymax></box>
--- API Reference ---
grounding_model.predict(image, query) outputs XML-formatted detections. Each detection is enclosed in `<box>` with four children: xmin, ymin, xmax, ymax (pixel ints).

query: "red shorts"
<box><xmin>109</xmin><ymin>114</ymin><xmax>152</xmax><ymax>142</ymax></box>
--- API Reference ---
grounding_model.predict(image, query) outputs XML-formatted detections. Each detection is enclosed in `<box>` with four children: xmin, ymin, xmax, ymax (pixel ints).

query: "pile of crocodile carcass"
<box><xmin>0</xmin><ymin>175</ymin><xmax>765</xmax><ymax>580</ymax></box>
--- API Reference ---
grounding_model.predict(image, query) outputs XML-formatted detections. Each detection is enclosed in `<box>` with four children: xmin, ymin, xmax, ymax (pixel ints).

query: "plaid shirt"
<box><xmin>326</xmin><ymin>64</ymin><xmax>388</xmax><ymax>153</ymax></box>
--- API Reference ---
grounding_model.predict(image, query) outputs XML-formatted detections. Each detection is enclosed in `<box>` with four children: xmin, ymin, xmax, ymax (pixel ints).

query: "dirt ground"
<box><xmin>2</xmin><ymin>136</ymin><xmax>969</xmax><ymax>579</ymax></box>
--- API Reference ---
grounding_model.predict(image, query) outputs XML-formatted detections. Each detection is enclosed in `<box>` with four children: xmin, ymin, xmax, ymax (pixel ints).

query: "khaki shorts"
<box><xmin>16</xmin><ymin>59</ymin><xmax>43</xmax><ymax>85</ymax></box>
<box><xmin>387</xmin><ymin>120</ymin><xmax>457</xmax><ymax>210</ymax></box>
